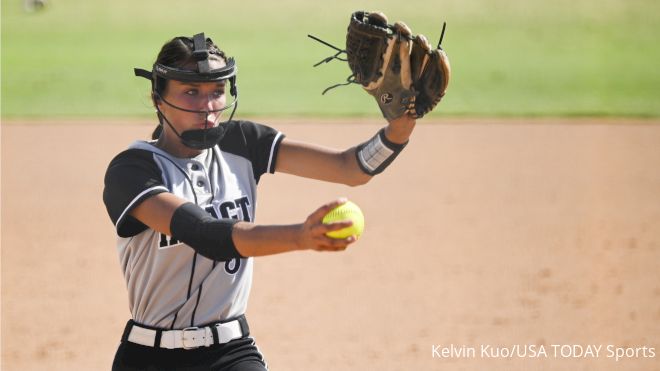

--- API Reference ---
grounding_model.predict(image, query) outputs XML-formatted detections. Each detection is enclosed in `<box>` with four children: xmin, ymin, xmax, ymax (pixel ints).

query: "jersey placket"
<box><xmin>188</xmin><ymin>159</ymin><xmax>213</xmax><ymax>207</ymax></box>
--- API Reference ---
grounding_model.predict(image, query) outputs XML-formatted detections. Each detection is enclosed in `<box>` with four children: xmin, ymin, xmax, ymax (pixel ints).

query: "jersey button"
<box><xmin>196</xmin><ymin>180</ymin><xmax>204</xmax><ymax>187</ymax></box>
<box><xmin>191</xmin><ymin>164</ymin><xmax>200</xmax><ymax>171</ymax></box>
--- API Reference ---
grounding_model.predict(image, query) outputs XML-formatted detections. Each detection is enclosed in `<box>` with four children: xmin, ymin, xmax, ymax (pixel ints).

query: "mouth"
<box><xmin>197</xmin><ymin>120</ymin><xmax>216</xmax><ymax>129</ymax></box>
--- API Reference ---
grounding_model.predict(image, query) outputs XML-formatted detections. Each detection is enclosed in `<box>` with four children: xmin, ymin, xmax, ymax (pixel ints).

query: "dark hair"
<box><xmin>151</xmin><ymin>36</ymin><xmax>227</xmax><ymax>139</ymax></box>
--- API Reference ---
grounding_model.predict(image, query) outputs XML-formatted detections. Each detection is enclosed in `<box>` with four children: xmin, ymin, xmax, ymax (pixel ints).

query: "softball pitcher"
<box><xmin>103</xmin><ymin>16</ymin><xmax>448</xmax><ymax>370</ymax></box>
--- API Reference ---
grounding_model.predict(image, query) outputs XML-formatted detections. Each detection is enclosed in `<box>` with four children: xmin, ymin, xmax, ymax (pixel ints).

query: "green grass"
<box><xmin>2</xmin><ymin>0</ymin><xmax>660</xmax><ymax>118</ymax></box>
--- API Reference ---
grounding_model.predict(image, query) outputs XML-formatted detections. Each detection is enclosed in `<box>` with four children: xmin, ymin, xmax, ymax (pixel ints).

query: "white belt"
<box><xmin>127</xmin><ymin>319</ymin><xmax>244</xmax><ymax>349</ymax></box>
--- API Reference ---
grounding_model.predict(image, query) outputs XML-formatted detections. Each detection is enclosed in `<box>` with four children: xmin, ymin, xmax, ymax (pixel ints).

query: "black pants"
<box><xmin>112</xmin><ymin>322</ymin><xmax>267</xmax><ymax>370</ymax></box>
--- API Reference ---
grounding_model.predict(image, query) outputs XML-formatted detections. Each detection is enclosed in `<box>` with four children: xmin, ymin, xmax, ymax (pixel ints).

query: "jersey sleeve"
<box><xmin>246</xmin><ymin>121</ymin><xmax>285</xmax><ymax>177</ymax></box>
<box><xmin>103</xmin><ymin>149</ymin><xmax>169</xmax><ymax>237</ymax></box>
<box><xmin>222</xmin><ymin>121</ymin><xmax>285</xmax><ymax>183</ymax></box>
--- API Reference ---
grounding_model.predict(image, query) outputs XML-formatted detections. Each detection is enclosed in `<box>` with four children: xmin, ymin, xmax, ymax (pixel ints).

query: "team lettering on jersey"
<box><xmin>206</xmin><ymin>196</ymin><xmax>251</xmax><ymax>221</ymax></box>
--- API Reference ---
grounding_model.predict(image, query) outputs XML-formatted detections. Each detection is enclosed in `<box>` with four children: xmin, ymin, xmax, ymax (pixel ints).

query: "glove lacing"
<box><xmin>307</xmin><ymin>34</ymin><xmax>365</xmax><ymax>95</ymax></box>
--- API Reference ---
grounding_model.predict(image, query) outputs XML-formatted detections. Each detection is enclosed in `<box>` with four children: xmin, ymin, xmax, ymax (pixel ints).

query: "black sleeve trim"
<box><xmin>170</xmin><ymin>203</ymin><xmax>244</xmax><ymax>261</ymax></box>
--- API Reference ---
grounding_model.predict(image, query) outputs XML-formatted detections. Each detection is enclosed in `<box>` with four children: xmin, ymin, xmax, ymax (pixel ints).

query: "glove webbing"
<box><xmin>307</xmin><ymin>34</ymin><xmax>359</xmax><ymax>94</ymax></box>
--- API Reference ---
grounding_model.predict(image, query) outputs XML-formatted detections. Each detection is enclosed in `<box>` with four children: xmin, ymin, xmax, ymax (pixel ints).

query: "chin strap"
<box><xmin>154</xmin><ymin>96</ymin><xmax>239</xmax><ymax>150</ymax></box>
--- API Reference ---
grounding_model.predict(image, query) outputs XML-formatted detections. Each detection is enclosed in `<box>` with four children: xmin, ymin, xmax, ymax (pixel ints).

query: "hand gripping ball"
<box><xmin>322</xmin><ymin>201</ymin><xmax>365</xmax><ymax>239</ymax></box>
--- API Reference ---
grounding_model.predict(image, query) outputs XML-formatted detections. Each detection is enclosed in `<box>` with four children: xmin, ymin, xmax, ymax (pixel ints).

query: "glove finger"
<box><xmin>393</xmin><ymin>21</ymin><xmax>412</xmax><ymax>39</ymax></box>
<box><xmin>367</xmin><ymin>11</ymin><xmax>388</xmax><ymax>27</ymax></box>
<box><xmin>435</xmin><ymin>49</ymin><xmax>451</xmax><ymax>93</ymax></box>
<box><xmin>397</xmin><ymin>31</ymin><xmax>413</xmax><ymax>90</ymax></box>
<box><xmin>393</xmin><ymin>22</ymin><xmax>414</xmax><ymax>114</ymax></box>
<box><xmin>414</xmin><ymin>48</ymin><xmax>451</xmax><ymax>118</ymax></box>
<box><xmin>411</xmin><ymin>35</ymin><xmax>431</xmax><ymax>81</ymax></box>
<box><xmin>415</xmin><ymin>34</ymin><xmax>432</xmax><ymax>53</ymax></box>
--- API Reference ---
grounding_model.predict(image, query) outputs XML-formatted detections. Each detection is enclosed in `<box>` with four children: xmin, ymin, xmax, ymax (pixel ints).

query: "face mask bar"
<box><xmin>134</xmin><ymin>32</ymin><xmax>240</xmax><ymax>150</ymax></box>
<box><xmin>153</xmin><ymin>91</ymin><xmax>239</xmax><ymax>150</ymax></box>
<box><xmin>154</xmin><ymin>88</ymin><xmax>236</xmax><ymax>115</ymax></box>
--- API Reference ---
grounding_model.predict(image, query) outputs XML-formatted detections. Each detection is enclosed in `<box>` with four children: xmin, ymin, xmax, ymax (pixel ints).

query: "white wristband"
<box><xmin>355</xmin><ymin>129</ymin><xmax>407</xmax><ymax>175</ymax></box>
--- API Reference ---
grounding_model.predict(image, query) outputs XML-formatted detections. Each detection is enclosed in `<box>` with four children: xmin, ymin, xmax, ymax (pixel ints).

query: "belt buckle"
<box><xmin>182</xmin><ymin>326</ymin><xmax>201</xmax><ymax>349</ymax></box>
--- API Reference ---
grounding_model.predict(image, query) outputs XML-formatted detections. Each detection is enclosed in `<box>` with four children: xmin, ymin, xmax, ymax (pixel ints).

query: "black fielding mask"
<box><xmin>180</xmin><ymin>125</ymin><xmax>228</xmax><ymax>150</ymax></box>
<box><xmin>134</xmin><ymin>32</ymin><xmax>239</xmax><ymax>150</ymax></box>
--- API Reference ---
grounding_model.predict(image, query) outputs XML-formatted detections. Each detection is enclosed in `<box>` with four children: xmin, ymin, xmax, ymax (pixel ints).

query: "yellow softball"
<box><xmin>322</xmin><ymin>201</ymin><xmax>365</xmax><ymax>239</ymax></box>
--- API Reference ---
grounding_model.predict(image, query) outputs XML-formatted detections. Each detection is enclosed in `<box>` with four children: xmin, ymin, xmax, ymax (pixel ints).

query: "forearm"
<box><xmin>233</xmin><ymin>198</ymin><xmax>356</xmax><ymax>256</ymax></box>
<box><xmin>135</xmin><ymin>199</ymin><xmax>303</xmax><ymax>260</ymax></box>
<box><xmin>275</xmin><ymin>115</ymin><xmax>415</xmax><ymax>185</ymax></box>
<box><xmin>340</xmin><ymin>147</ymin><xmax>373</xmax><ymax>186</ymax></box>
<box><xmin>232</xmin><ymin>222</ymin><xmax>303</xmax><ymax>257</ymax></box>
<box><xmin>277</xmin><ymin>140</ymin><xmax>371</xmax><ymax>186</ymax></box>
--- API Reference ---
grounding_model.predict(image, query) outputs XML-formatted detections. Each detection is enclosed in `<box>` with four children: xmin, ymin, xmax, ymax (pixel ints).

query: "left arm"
<box><xmin>275</xmin><ymin>114</ymin><xmax>416</xmax><ymax>186</ymax></box>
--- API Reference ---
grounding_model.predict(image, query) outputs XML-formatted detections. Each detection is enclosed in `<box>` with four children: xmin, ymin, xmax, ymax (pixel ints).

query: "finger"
<box><xmin>322</xmin><ymin>235</ymin><xmax>356</xmax><ymax>248</ymax></box>
<box><xmin>308</xmin><ymin>198</ymin><xmax>348</xmax><ymax>222</ymax></box>
<box><xmin>309</xmin><ymin>220</ymin><xmax>352</xmax><ymax>236</ymax></box>
<box><xmin>315</xmin><ymin>244</ymin><xmax>350</xmax><ymax>252</ymax></box>
<box><xmin>312</xmin><ymin>234</ymin><xmax>356</xmax><ymax>251</ymax></box>
<box><xmin>313</xmin><ymin>220</ymin><xmax>353</xmax><ymax>235</ymax></box>
<box><xmin>333</xmin><ymin>235</ymin><xmax>357</xmax><ymax>245</ymax></box>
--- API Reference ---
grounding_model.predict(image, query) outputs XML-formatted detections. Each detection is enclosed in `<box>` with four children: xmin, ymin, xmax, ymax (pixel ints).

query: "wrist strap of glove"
<box><xmin>355</xmin><ymin>128</ymin><xmax>408</xmax><ymax>175</ymax></box>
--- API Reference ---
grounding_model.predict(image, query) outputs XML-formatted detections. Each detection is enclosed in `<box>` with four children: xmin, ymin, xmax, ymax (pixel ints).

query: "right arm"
<box><xmin>130</xmin><ymin>193</ymin><xmax>355</xmax><ymax>259</ymax></box>
<box><xmin>232</xmin><ymin>198</ymin><xmax>355</xmax><ymax>256</ymax></box>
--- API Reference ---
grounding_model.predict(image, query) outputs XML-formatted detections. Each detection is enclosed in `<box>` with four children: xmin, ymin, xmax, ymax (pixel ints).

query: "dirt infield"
<box><xmin>2</xmin><ymin>118</ymin><xmax>659</xmax><ymax>370</ymax></box>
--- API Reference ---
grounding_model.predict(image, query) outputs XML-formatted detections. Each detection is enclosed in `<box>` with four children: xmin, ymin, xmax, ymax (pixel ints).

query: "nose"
<box><xmin>201</xmin><ymin>93</ymin><xmax>226</xmax><ymax>111</ymax></box>
<box><xmin>192</xmin><ymin>94</ymin><xmax>213</xmax><ymax>111</ymax></box>
<box><xmin>204</xmin><ymin>94</ymin><xmax>217</xmax><ymax>110</ymax></box>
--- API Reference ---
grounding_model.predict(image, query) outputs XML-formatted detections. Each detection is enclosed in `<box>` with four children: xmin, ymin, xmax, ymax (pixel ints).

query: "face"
<box><xmin>157</xmin><ymin>58</ymin><xmax>229</xmax><ymax>133</ymax></box>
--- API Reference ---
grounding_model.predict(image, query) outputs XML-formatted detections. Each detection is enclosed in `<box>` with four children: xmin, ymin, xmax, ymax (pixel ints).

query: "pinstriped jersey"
<box><xmin>103</xmin><ymin>120</ymin><xmax>284</xmax><ymax>329</ymax></box>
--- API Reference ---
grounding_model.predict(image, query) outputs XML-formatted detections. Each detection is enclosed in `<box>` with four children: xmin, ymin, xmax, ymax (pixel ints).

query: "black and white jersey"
<box><xmin>103</xmin><ymin>120</ymin><xmax>284</xmax><ymax>329</ymax></box>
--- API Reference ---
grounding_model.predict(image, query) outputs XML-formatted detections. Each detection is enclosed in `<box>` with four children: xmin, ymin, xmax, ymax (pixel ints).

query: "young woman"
<box><xmin>104</xmin><ymin>32</ymin><xmax>415</xmax><ymax>370</ymax></box>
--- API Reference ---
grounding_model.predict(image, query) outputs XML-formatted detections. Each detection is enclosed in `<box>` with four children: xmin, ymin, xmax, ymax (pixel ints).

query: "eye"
<box><xmin>185</xmin><ymin>89</ymin><xmax>198</xmax><ymax>96</ymax></box>
<box><xmin>213</xmin><ymin>89</ymin><xmax>225</xmax><ymax>97</ymax></box>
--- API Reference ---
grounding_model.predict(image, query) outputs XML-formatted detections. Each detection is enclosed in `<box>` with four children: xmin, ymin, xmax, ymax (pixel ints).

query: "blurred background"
<box><xmin>2</xmin><ymin>0</ymin><xmax>660</xmax><ymax>119</ymax></box>
<box><xmin>2</xmin><ymin>1</ymin><xmax>660</xmax><ymax>371</ymax></box>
